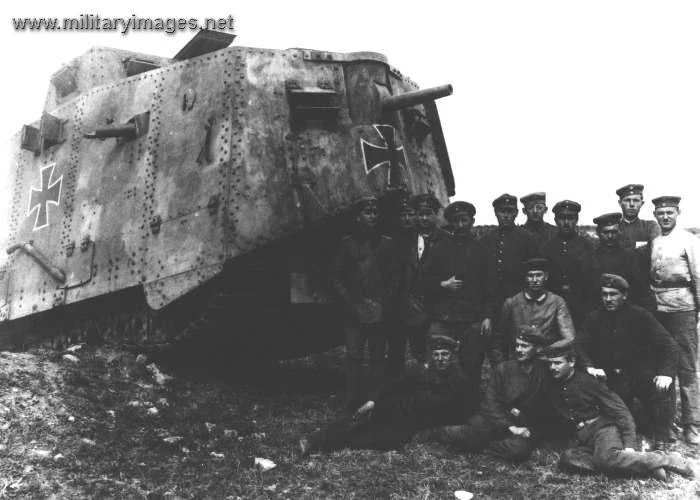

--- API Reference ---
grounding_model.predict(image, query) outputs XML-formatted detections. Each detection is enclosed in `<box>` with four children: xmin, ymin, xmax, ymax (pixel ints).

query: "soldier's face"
<box><xmin>523</xmin><ymin>202</ymin><xmax>547</xmax><ymax>223</ymax></box>
<box><xmin>416</xmin><ymin>208</ymin><xmax>438</xmax><ymax>232</ymax></box>
<box><xmin>495</xmin><ymin>207</ymin><xmax>517</xmax><ymax>228</ymax></box>
<box><xmin>601</xmin><ymin>286</ymin><xmax>626</xmax><ymax>311</ymax></box>
<box><xmin>618</xmin><ymin>194</ymin><xmax>644</xmax><ymax>220</ymax></box>
<box><xmin>431</xmin><ymin>349</ymin><xmax>453</xmax><ymax>371</ymax></box>
<box><xmin>398</xmin><ymin>208</ymin><xmax>417</xmax><ymax>230</ymax></box>
<box><xmin>555</xmin><ymin>213</ymin><xmax>578</xmax><ymax>236</ymax></box>
<box><xmin>515</xmin><ymin>338</ymin><xmax>537</xmax><ymax>362</ymax></box>
<box><xmin>452</xmin><ymin>214</ymin><xmax>474</xmax><ymax>236</ymax></box>
<box><xmin>654</xmin><ymin>207</ymin><xmax>679</xmax><ymax>233</ymax></box>
<box><xmin>548</xmin><ymin>355</ymin><xmax>575</xmax><ymax>381</ymax></box>
<box><xmin>597</xmin><ymin>224</ymin><xmax>620</xmax><ymax>247</ymax></box>
<box><xmin>525</xmin><ymin>270</ymin><xmax>548</xmax><ymax>294</ymax></box>
<box><xmin>356</xmin><ymin>206</ymin><xmax>379</xmax><ymax>228</ymax></box>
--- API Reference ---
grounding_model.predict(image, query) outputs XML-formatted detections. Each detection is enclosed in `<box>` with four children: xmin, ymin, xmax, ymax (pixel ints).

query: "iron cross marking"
<box><xmin>28</xmin><ymin>163</ymin><xmax>62</xmax><ymax>231</ymax></box>
<box><xmin>360</xmin><ymin>124</ymin><xmax>408</xmax><ymax>187</ymax></box>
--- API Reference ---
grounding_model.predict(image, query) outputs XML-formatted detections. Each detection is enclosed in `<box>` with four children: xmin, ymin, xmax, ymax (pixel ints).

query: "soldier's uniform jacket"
<box><xmin>521</xmin><ymin>221</ymin><xmax>558</xmax><ymax>252</ymax></box>
<box><xmin>619</xmin><ymin>218</ymin><xmax>661</xmax><ymax>252</ymax></box>
<box><xmin>372</xmin><ymin>363</ymin><xmax>476</xmax><ymax>430</ymax></box>
<box><xmin>422</xmin><ymin>234</ymin><xmax>496</xmax><ymax>323</ymax></box>
<box><xmin>332</xmin><ymin>232</ymin><xmax>399</xmax><ymax>323</ymax></box>
<box><xmin>577</xmin><ymin>303</ymin><xmax>678</xmax><ymax>378</ymax></box>
<box><xmin>481</xmin><ymin>360</ymin><xmax>551</xmax><ymax>431</ymax></box>
<box><xmin>482</xmin><ymin>226</ymin><xmax>538</xmax><ymax>316</ymax></box>
<box><xmin>579</xmin><ymin>244</ymin><xmax>655</xmax><ymax>314</ymax></box>
<box><xmin>549</xmin><ymin>371</ymin><xmax>637</xmax><ymax>449</ymax></box>
<box><xmin>650</xmin><ymin>228</ymin><xmax>700</xmax><ymax>312</ymax></box>
<box><xmin>392</xmin><ymin>227</ymin><xmax>450</xmax><ymax>325</ymax></box>
<box><xmin>541</xmin><ymin>233</ymin><xmax>595</xmax><ymax>320</ymax></box>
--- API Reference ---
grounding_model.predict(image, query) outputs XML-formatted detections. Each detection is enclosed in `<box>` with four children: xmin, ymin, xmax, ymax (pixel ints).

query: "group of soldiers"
<box><xmin>301</xmin><ymin>184</ymin><xmax>699</xmax><ymax>481</ymax></box>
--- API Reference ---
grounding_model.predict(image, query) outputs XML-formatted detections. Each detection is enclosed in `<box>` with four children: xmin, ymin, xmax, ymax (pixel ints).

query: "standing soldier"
<box><xmin>542</xmin><ymin>200</ymin><xmax>594</xmax><ymax>325</ymax></box>
<box><xmin>545</xmin><ymin>345</ymin><xmax>695</xmax><ymax>481</ymax></box>
<box><xmin>650</xmin><ymin>196</ymin><xmax>700</xmax><ymax>445</ymax></box>
<box><xmin>520</xmin><ymin>192</ymin><xmax>558</xmax><ymax>250</ymax></box>
<box><xmin>616</xmin><ymin>184</ymin><xmax>661</xmax><ymax>251</ymax></box>
<box><xmin>577</xmin><ymin>273</ymin><xmax>677</xmax><ymax>449</ymax></box>
<box><xmin>423</xmin><ymin>201</ymin><xmax>495</xmax><ymax>386</ymax></box>
<box><xmin>482</xmin><ymin>194</ymin><xmax>538</xmax><ymax>319</ymax></box>
<box><xmin>333</xmin><ymin>195</ymin><xmax>399</xmax><ymax>409</ymax></box>
<box><xmin>579</xmin><ymin>212</ymin><xmax>654</xmax><ymax>315</ymax></box>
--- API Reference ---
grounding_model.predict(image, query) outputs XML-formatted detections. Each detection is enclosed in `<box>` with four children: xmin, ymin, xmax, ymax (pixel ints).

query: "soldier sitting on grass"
<box><xmin>299</xmin><ymin>335</ymin><xmax>477</xmax><ymax>455</ymax></box>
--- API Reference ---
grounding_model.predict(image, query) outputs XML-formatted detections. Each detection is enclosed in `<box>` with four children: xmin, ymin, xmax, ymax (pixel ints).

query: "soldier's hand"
<box><xmin>508</xmin><ymin>426</ymin><xmax>531</xmax><ymax>438</ymax></box>
<box><xmin>586</xmin><ymin>367</ymin><xmax>607</xmax><ymax>380</ymax></box>
<box><xmin>653</xmin><ymin>375</ymin><xmax>673</xmax><ymax>391</ymax></box>
<box><xmin>355</xmin><ymin>400</ymin><xmax>375</xmax><ymax>417</ymax></box>
<box><xmin>440</xmin><ymin>276</ymin><xmax>463</xmax><ymax>291</ymax></box>
<box><xmin>480</xmin><ymin>318</ymin><xmax>492</xmax><ymax>336</ymax></box>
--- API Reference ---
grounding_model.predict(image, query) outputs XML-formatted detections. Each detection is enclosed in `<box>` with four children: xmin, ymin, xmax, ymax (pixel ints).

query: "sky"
<box><xmin>2</xmin><ymin>0</ymin><xmax>699</xmax><ymax>242</ymax></box>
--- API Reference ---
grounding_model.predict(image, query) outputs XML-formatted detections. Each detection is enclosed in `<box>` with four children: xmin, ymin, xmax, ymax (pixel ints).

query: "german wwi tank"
<box><xmin>1</xmin><ymin>30</ymin><xmax>455</xmax><ymax>358</ymax></box>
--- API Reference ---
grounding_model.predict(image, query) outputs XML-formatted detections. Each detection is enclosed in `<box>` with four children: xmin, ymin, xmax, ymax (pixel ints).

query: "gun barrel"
<box><xmin>381</xmin><ymin>84</ymin><xmax>453</xmax><ymax>112</ymax></box>
<box><xmin>84</xmin><ymin>123</ymin><xmax>138</xmax><ymax>139</ymax></box>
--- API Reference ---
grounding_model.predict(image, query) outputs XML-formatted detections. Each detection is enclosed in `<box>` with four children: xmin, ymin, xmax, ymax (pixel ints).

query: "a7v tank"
<box><xmin>1</xmin><ymin>30</ymin><xmax>455</xmax><ymax>357</ymax></box>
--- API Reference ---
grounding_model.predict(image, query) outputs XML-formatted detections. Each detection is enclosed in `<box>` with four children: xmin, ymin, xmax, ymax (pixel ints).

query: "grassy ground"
<box><xmin>0</xmin><ymin>346</ymin><xmax>697</xmax><ymax>499</ymax></box>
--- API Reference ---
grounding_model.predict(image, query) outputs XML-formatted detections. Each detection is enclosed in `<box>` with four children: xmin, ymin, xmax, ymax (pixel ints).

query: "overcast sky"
<box><xmin>2</xmin><ymin>1</ymin><xmax>699</xmax><ymax>240</ymax></box>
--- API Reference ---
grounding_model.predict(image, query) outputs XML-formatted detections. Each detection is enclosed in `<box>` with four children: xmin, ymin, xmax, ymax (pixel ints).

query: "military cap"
<box><xmin>651</xmin><ymin>196</ymin><xmax>681</xmax><ymax>209</ymax></box>
<box><xmin>519</xmin><ymin>192</ymin><xmax>547</xmax><ymax>206</ymax></box>
<box><xmin>516</xmin><ymin>325</ymin><xmax>547</xmax><ymax>346</ymax></box>
<box><xmin>409</xmin><ymin>193</ymin><xmax>442</xmax><ymax>212</ymax></box>
<box><xmin>522</xmin><ymin>257</ymin><xmax>550</xmax><ymax>273</ymax></box>
<box><xmin>592</xmin><ymin>212</ymin><xmax>622</xmax><ymax>227</ymax></box>
<box><xmin>492</xmin><ymin>193</ymin><xmax>518</xmax><ymax>210</ymax></box>
<box><xmin>350</xmin><ymin>195</ymin><xmax>379</xmax><ymax>215</ymax></box>
<box><xmin>444</xmin><ymin>201</ymin><xmax>476</xmax><ymax>222</ymax></box>
<box><xmin>600</xmin><ymin>273</ymin><xmax>629</xmax><ymax>292</ymax></box>
<box><xmin>430</xmin><ymin>334</ymin><xmax>460</xmax><ymax>351</ymax></box>
<box><xmin>552</xmin><ymin>200</ymin><xmax>581</xmax><ymax>215</ymax></box>
<box><xmin>542</xmin><ymin>343</ymin><xmax>576</xmax><ymax>359</ymax></box>
<box><xmin>616</xmin><ymin>184</ymin><xmax>644</xmax><ymax>198</ymax></box>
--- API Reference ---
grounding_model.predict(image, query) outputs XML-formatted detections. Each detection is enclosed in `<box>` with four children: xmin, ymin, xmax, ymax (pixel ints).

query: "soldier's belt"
<box><xmin>652</xmin><ymin>281</ymin><xmax>691</xmax><ymax>289</ymax></box>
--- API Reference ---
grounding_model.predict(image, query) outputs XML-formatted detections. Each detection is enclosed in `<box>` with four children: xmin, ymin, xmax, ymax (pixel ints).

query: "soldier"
<box><xmin>299</xmin><ymin>335</ymin><xmax>475</xmax><ymax>454</ymax></box>
<box><xmin>546</xmin><ymin>345</ymin><xmax>695</xmax><ymax>481</ymax></box>
<box><xmin>422</xmin><ymin>201</ymin><xmax>495</xmax><ymax>386</ymax></box>
<box><xmin>482</xmin><ymin>194</ymin><xmax>538</xmax><ymax>319</ymax></box>
<box><xmin>439</xmin><ymin>327</ymin><xmax>554</xmax><ymax>462</ymax></box>
<box><xmin>491</xmin><ymin>258</ymin><xmax>575</xmax><ymax>362</ymax></box>
<box><xmin>542</xmin><ymin>200</ymin><xmax>594</xmax><ymax>325</ymax></box>
<box><xmin>519</xmin><ymin>192</ymin><xmax>558</xmax><ymax>250</ymax></box>
<box><xmin>650</xmin><ymin>196</ymin><xmax>700</xmax><ymax>445</ymax></box>
<box><xmin>577</xmin><ymin>273</ymin><xmax>677</xmax><ymax>449</ymax></box>
<box><xmin>579</xmin><ymin>212</ymin><xmax>654</xmax><ymax>315</ymax></box>
<box><xmin>616</xmin><ymin>184</ymin><xmax>661</xmax><ymax>251</ymax></box>
<box><xmin>332</xmin><ymin>195</ymin><xmax>399</xmax><ymax>409</ymax></box>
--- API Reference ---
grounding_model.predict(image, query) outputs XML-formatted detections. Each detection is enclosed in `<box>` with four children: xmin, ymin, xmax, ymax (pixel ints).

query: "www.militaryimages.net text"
<box><xmin>12</xmin><ymin>14</ymin><xmax>235</xmax><ymax>35</ymax></box>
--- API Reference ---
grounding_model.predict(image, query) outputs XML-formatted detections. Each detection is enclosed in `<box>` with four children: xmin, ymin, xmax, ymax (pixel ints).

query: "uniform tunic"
<box><xmin>619</xmin><ymin>218</ymin><xmax>660</xmax><ymax>252</ymax></box>
<box><xmin>521</xmin><ymin>221</ymin><xmax>558</xmax><ymax>252</ymax></box>
<box><xmin>482</xmin><ymin>226</ymin><xmax>538</xmax><ymax>316</ymax></box>
<box><xmin>542</xmin><ymin>233</ymin><xmax>595</xmax><ymax>323</ymax></box>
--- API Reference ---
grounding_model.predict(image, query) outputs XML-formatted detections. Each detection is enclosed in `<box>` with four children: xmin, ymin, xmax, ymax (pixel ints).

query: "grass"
<box><xmin>0</xmin><ymin>347</ymin><xmax>697</xmax><ymax>499</ymax></box>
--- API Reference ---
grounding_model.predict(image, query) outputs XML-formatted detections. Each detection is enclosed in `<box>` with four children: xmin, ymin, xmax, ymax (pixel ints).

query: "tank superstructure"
<box><xmin>1</xmin><ymin>31</ymin><xmax>454</xmax><ymax>356</ymax></box>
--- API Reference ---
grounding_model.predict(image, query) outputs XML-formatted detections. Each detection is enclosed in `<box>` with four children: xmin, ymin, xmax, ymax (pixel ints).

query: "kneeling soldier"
<box><xmin>300</xmin><ymin>335</ymin><xmax>476</xmax><ymax>454</ymax></box>
<box><xmin>546</xmin><ymin>345</ymin><xmax>695</xmax><ymax>481</ymax></box>
<box><xmin>440</xmin><ymin>327</ymin><xmax>554</xmax><ymax>462</ymax></box>
<box><xmin>577</xmin><ymin>273</ymin><xmax>678</xmax><ymax>449</ymax></box>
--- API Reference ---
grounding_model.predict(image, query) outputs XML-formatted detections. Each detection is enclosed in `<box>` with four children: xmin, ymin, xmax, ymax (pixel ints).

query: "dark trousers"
<box><xmin>560</xmin><ymin>424</ymin><xmax>684</xmax><ymax>477</ymax></box>
<box><xmin>345</xmin><ymin>322</ymin><xmax>386</xmax><ymax>408</ymax></box>
<box><xmin>440</xmin><ymin>414</ymin><xmax>534</xmax><ymax>462</ymax></box>
<box><xmin>656</xmin><ymin>311</ymin><xmax>700</xmax><ymax>426</ymax></box>
<box><xmin>310</xmin><ymin>413</ymin><xmax>413</xmax><ymax>452</ymax></box>
<box><xmin>387</xmin><ymin>321</ymin><xmax>428</xmax><ymax>378</ymax></box>
<box><xmin>607</xmin><ymin>371</ymin><xmax>676</xmax><ymax>442</ymax></box>
<box><xmin>428</xmin><ymin>321</ymin><xmax>485</xmax><ymax>387</ymax></box>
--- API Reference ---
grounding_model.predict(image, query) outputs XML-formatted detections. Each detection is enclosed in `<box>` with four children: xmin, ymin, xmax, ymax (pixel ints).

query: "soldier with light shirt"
<box><xmin>545</xmin><ymin>345</ymin><xmax>695</xmax><ymax>481</ymax></box>
<box><xmin>577</xmin><ymin>273</ymin><xmax>678</xmax><ymax>449</ymax></box>
<box><xmin>650</xmin><ymin>195</ymin><xmax>700</xmax><ymax>445</ymax></box>
<box><xmin>616</xmin><ymin>184</ymin><xmax>660</xmax><ymax>251</ymax></box>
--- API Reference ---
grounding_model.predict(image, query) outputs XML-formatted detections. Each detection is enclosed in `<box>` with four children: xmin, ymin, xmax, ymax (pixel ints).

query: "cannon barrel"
<box><xmin>83</xmin><ymin>123</ymin><xmax>138</xmax><ymax>139</ymax></box>
<box><xmin>381</xmin><ymin>84</ymin><xmax>453</xmax><ymax>111</ymax></box>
